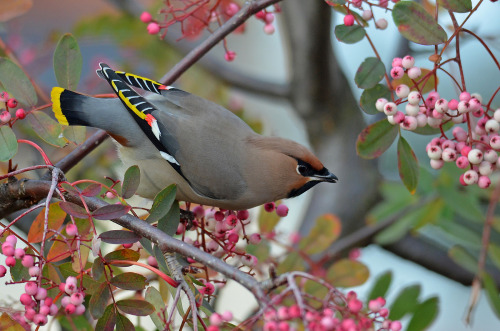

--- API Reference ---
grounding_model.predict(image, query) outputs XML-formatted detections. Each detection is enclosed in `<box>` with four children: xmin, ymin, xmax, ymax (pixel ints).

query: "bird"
<box><xmin>51</xmin><ymin>63</ymin><xmax>337</xmax><ymax>210</ymax></box>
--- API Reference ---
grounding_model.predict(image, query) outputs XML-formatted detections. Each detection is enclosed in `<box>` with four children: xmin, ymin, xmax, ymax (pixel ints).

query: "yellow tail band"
<box><xmin>51</xmin><ymin>87</ymin><xmax>69</xmax><ymax>126</ymax></box>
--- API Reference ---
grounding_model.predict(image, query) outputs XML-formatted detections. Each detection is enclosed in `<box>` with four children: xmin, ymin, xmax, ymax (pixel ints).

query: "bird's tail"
<box><xmin>51</xmin><ymin>87</ymin><xmax>94</xmax><ymax>127</ymax></box>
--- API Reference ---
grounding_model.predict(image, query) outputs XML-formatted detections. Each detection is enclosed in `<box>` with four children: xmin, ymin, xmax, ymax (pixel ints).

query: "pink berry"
<box><xmin>379</xmin><ymin>0</ymin><xmax>389</xmax><ymax>7</ymax></box>
<box><xmin>39</xmin><ymin>305</ymin><xmax>50</xmax><ymax>316</ymax></box>
<box><xmin>44</xmin><ymin>297</ymin><xmax>53</xmax><ymax>306</ymax></box>
<box><xmin>255</xmin><ymin>10</ymin><xmax>266</xmax><ymax>20</ymax></box>
<box><xmin>35</xmin><ymin>287</ymin><xmax>47</xmax><ymax>300</ymax></box>
<box><xmin>33</xmin><ymin>314</ymin><xmax>47</xmax><ymax>326</ymax></box>
<box><xmin>484</xmin><ymin>150</ymin><xmax>498</xmax><ymax>163</ymax></box>
<box><xmin>75</xmin><ymin>304</ymin><xmax>86</xmax><ymax>315</ymax></box>
<box><xmin>225</xmin><ymin>214</ymin><xmax>238</xmax><ymax>227</ymax></box>
<box><xmin>15</xmin><ymin>108</ymin><xmax>26</xmax><ymax>119</ymax></box>
<box><xmin>276</xmin><ymin>204</ymin><xmax>289</xmax><ymax>217</ymax></box>
<box><xmin>393</xmin><ymin>111</ymin><xmax>405</xmax><ymax>124</ymax></box>
<box><xmin>66</xmin><ymin>223</ymin><xmax>78</xmax><ymax>236</ymax></box>
<box><xmin>478</xmin><ymin>175</ymin><xmax>491</xmax><ymax>189</ymax></box>
<box><xmin>452</xmin><ymin>126</ymin><xmax>467</xmax><ymax>141</ymax></box>
<box><xmin>402</xmin><ymin>55</ymin><xmax>415</xmax><ymax>69</ymax></box>
<box><xmin>400</xmin><ymin>116</ymin><xmax>417</xmax><ymax>131</ymax></box>
<box><xmin>6</xmin><ymin>235</ymin><xmax>17</xmax><ymax>246</ymax></box>
<box><xmin>390</xmin><ymin>67</ymin><xmax>404</xmax><ymax>79</ymax></box>
<box><xmin>461</xmin><ymin>146</ymin><xmax>472</xmax><ymax>157</ymax></box>
<box><xmin>479</xmin><ymin>161</ymin><xmax>494</xmax><ymax>176</ymax></box>
<box><xmin>140</xmin><ymin>11</ymin><xmax>152</xmax><ymax>23</ymax></box>
<box><xmin>20</xmin><ymin>293</ymin><xmax>33</xmax><ymax>306</ymax></box>
<box><xmin>61</xmin><ymin>296</ymin><xmax>71</xmax><ymax>307</ymax></box>
<box><xmin>391</xmin><ymin>320</ymin><xmax>403</xmax><ymax>331</ymax></box>
<box><xmin>362</xmin><ymin>10</ymin><xmax>373</xmax><ymax>20</ymax></box>
<box><xmin>448</xmin><ymin>99</ymin><xmax>459</xmax><ymax>110</ymax></box>
<box><xmin>147</xmin><ymin>255</ymin><xmax>158</xmax><ymax>268</ymax></box>
<box><xmin>344</xmin><ymin>14</ymin><xmax>355</xmax><ymax>26</ymax></box>
<box><xmin>383</xmin><ymin>102</ymin><xmax>398</xmax><ymax>116</ymax></box>
<box><xmin>49</xmin><ymin>303</ymin><xmax>59</xmax><ymax>315</ymax></box>
<box><xmin>456</xmin><ymin>156</ymin><xmax>469</xmax><ymax>169</ymax></box>
<box><xmin>264</xmin><ymin>13</ymin><xmax>275</xmax><ymax>24</ymax></box>
<box><xmin>491</xmin><ymin>136</ymin><xmax>500</xmax><ymax>150</ymax></box>
<box><xmin>442</xmin><ymin>148</ymin><xmax>457</xmax><ymax>162</ymax></box>
<box><xmin>249</xmin><ymin>233</ymin><xmax>262</xmax><ymax>244</ymax></box>
<box><xmin>221</xmin><ymin>310</ymin><xmax>233</xmax><ymax>321</ymax></box>
<box><xmin>379</xmin><ymin>308</ymin><xmax>389</xmax><ymax>317</ymax></box>
<box><xmin>25</xmin><ymin>282</ymin><xmax>38</xmax><ymax>296</ymax></box>
<box><xmin>70</xmin><ymin>292</ymin><xmax>84</xmax><ymax>306</ymax></box>
<box><xmin>430</xmin><ymin>159</ymin><xmax>444</xmax><ymax>169</ymax></box>
<box><xmin>392</xmin><ymin>57</ymin><xmax>403</xmax><ymax>68</ymax></box>
<box><xmin>0</xmin><ymin>110</ymin><xmax>11</xmax><ymax>123</ymax></box>
<box><xmin>224</xmin><ymin>51</ymin><xmax>236</xmax><ymax>62</ymax></box>
<box><xmin>0</xmin><ymin>91</ymin><xmax>8</xmax><ymax>102</ymax></box>
<box><xmin>6</xmin><ymin>98</ymin><xmax>17</xmax><ymax>108</ymax></box>
<box><xmin>5</xmin><ymin>256</ymin><xmax>16</xmax><ymax>267</ymax></box>
<box><xmin>348</xmin><ymin>298</ymin><xmax>363</xmax><ymax>313</ymax></box>
<box><xmin>407</xmin><ymin>67</ymin><xmax>421</xmax><ymax>79</ymax></box>
<box><xmin>0</xmin><ymin>265</ymin><xmax>6</xmax><ymax>277</ymax></box>
<box><xmin>209</xmin><ymin>313</ymin><xmax>223</xmax><ymax>326</ymax></box>
<box><xmin>463</xmin><ymin>170</ymin><xmax>479</xmax><ymax>185</ymax></box>
<box><xmin>2</xmin><ymin>242</ymin><xmax>15</xmax><ymax>256</ymax></box>
<box><xmin>147</xmin><ymin>22</ymin><xmax>160</xmax><ymax>34</ymax></box>
<box><xmin>376</xmin><ymin>18</ymin><xmax>388</xmax><ymax>29</ymax></box>
<box><xmin>485</xmin><ymin>119</ymin><xmax>500</xmax><ymax>133</ymax></box>
<box><xmin>264</xmin><ymin>23</ymin><xmax>275</xmax><ymax>35</ymax></box>
<box><xmin>459</xmin><ymin>91</ymin><xmax>471</xmax><ymax>102</ymax></box>
<box><xmin>226</xmin><ymin>2</ymin><xmax>240</xmax><ymax>16</ymax></box>
<box><xmin>64</xmin><ymin>303</ymin><xmax>76</xmax><ymax>314</ymax></box>
<box><xmin>457</xmin><ymin>100</ymin><xmax>471</xmax><ymax>114</ymax></box>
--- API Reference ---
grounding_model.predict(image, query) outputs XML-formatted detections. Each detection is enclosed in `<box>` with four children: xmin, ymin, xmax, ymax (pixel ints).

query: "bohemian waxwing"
<box><xmin>51</xmin><ymin>63</ymin><xmax>337</xmax><ymax>210</ymax></box>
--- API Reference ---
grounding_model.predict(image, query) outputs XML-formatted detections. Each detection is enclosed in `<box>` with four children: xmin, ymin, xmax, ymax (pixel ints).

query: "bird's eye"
<box><xmin>297</xmin><ymin>164</ymin><xmax>308</xmax><ymax>175</ymax></box>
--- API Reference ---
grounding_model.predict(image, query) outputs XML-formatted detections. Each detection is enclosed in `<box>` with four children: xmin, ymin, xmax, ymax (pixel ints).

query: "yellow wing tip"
<box><xmin>51</xmin><ymin>87</ymin><xmax>69</xmax><ymax>126</ymax></box>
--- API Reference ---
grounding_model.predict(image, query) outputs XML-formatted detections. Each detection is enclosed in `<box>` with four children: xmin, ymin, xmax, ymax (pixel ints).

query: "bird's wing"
<box><xmin>96</xmin><ymin>63</ymin><xmax>184</xmax><ymax>177</ymax></box>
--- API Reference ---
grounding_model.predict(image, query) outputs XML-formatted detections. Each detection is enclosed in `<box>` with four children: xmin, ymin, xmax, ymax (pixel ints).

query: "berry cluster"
<box><xmin>376</xmin><ymin>55</ymin><xmax>499</xmax><ymax>188</ymax></box>
<box><xmin>336</xmin><ymin>0</ymin><xmax>392</xmax><ymax>31</ymax></box>
<box><xmin>256</xmin><ymin>292</ymin><xmax>400</xmax><ymax>331</ymax></box>
<box><xmin>0</xmin><ymin>92</ymin><xmax>26</xmax><ymax>123</ymax></box>
<box><xmin>139</xmin><ymin>2</ymin><xmax>280</xmax><ymax>62</ymax></box>
<box><xmin>1</xmin><ymin>235</ymin><xmax>86</xmax><ymax>326</ymax></box>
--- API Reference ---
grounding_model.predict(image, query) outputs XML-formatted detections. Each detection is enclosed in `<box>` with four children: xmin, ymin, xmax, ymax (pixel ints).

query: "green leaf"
<box><xmin>483</xmin><ymin>272</ymin><xmax>500</xmax><ymax>319</ymax></box>
<box><xmin>359</xmin><ymin>84</ymin><xmax>392</xmax><ymax>115</ymax></box>
<box><xmin>437</xmin><ymin>0</ymin><xmax>472</xmax><ymax>12</ymax></box>
<box><xmin>277</xmin><ymin>252</ymin><xmax>305</xmax><ymax>274</ymax></box>
<box><xmin>59</xmin><ymin>262</ymin><xmax>100</xmax><ymax>294</ymax></box>
<box><xmin>116</xmin><ymin>312</ymin><xmax>135</xmax><ymax>331</ymax></box>
<box><xmin>158</xmin><ymin>200</ymin><xmax>180</xmax><ymax>236</ymax></box>
<box><xmin>104</xmin><ymin>249</ymin><xmax>140</xmax><ymax>266</ymax></box>
<box><xmin>111</xmin><ymin>272</ymin><xmax>147</xmax><ymax>291</ymax></box>
<box><xmin>121</xmin><ymin>165</ymin><xmax>140</xmax><ymax>199</ymax></box>
<box><xmin>327</xmin><ymin>0</ymin><xmax>347</xmax><ymax>4</ymax></box>
<box><xmin>99</xmin><ymin>230</ymin><xmax>141</xmax><ymax>245</ymax></box>
<box><xmin>367</xmin><ymin>271</ymin><xmax>392</xmax><ymax>301</ymax></box>
<box><xmin>116</xmin><ymin>299</ymin><xmax>155</xmax><ymax>316</ymax></box>
<box><xmin>89</xmin><ymin>282</ymin><xmax>112</xmax><ymax>319</ymax></box>
<box><xmin>389</xmin><ymin>284</ymin><xmax>421</xmax><ymax>320</ymax></box>
<box><xmin>53</xmin><ymin>33</ymin><xmax>82</xmax><ymax>90</ymax></box>
<box><xmin>27</xmin><ymin>111</ymin><xmax>66</xmax><ymax>147</ymax></box>
<box><xmin>0</xmin><ymin>126</ymin><xmax>18</xmax><ymax>161</ymax></box>
<box><xmin>0</xmin><ymin>57</ymin><xmax>37</xmax><ymax>106</ymax></box>
<box><xmin>437</xmin><ymin>185</ymin><xmax>484</xmax><ymax>223</ymax></box>
<box><xmin>354</xmin><ymin>57</ymin><xmax>386</xmax><ymax>89</ymax></box>
<box><xmin>397</xmin><ymin>136</ymin><xmax>419</xmax><ymax>194</ymax></box>
<box><xmin>392</xmin><ymin>1</ymin><xmax>447</xmax><ymax>45</ymax></box>
<box><xmin>328</xmin><ymin>259</ymin><xmax>369</xmax><ymax>287</ymax></box>
<box><xmin>95</xmin><ymin>304</ymin><xmax>116</xmax><ymax>331</ymax></box>
<box><xmin>57</xmin><ymin>314</ymin><xmax>94</xmax><ymax>331</ymax></box>
<box><xmin>63</xmin><ymin>125</ymin><xmax>86</xmax><ymax>144</ymax></box>
<box><xmin>488</xmin><ymin>244</ymin><xmax>500</xmax><ymax>270</ymax></box>
<box><xmin>299</xmin><ymin>214</ymin><xmax>341</xmax><ymax>255</ymax></box>
<box><xmin>258</xmin><ymin>206</ymin><xmax>281</xmax><ymax>233</ymax></box>
<box><xmin>92</xmin><ymin>257</ymin><xmax>105</xmax><ymax>280</ymax></box>
<box><xmin>412</xmin><ymin>121</ymin><xmax>453</xmax><ymax>135</ymax></box>
<box><xmin>145</xmin><ymin>287</ymin><xmax>168</xmax><ymax>330</ymax></box>
<box><xmin>334</xmin><ymin>24</ymin><xmax>366</xmax><ymax>44</ymax></box>
<box><xmin>10</xmin><ymin>252</ymin><xmax>31</xmax><ymax>281</ymax></box>
<box><xmin>146</xmin><ymin>185</ymin><xmax>176</xmax><ymax>224</ymax></box>
<box><xmin>356</xmin><ymin>118</ymin><xmax>399</xmax><ymax>159</ymax></box>
<box><xmin>374</xmin><ymin>211</ymin><xmax>417</xmax><ymax>245</ymax></box>
<box><xmin>448</xmin><ymin>245</ymin><xmax>478</xmax><ymax>273</ymax></box>
<box><xmin>92</xmin><ymin>204</ymin><xmax>131</xmax><ymax>220</ymax></box>
<box><xmin>406</xmin><ymin>297</ymin><xmax>439</xmax><ymax>331</ymax></box>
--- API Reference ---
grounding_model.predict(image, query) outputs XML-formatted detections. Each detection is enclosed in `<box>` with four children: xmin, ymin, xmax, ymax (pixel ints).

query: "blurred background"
<box><xmin>1</xmin><ymin>0</ymin><xmax>500</xmax><ymax>329</ymax></box>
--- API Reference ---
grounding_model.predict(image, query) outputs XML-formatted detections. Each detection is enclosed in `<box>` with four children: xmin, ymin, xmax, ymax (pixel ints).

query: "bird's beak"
<box><xmin>310</xmin><ymin>170</ymin><xmax>338</xmax><ymax>183</ymax></box>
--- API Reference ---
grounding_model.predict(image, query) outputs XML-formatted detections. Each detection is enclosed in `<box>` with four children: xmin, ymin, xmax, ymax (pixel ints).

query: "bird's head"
<box><xmin>247</xmin><ymin>136</ymin><xmax>337</xmax><ymax>199</ymax></box>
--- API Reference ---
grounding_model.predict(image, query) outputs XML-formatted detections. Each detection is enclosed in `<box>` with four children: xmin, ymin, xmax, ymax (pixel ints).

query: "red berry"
<box><xmin>344</xmin><ymin>14</ymin><xmax>355</xmax><ymax>26</ymax></box>
<box><xmin>264</xmin><ymin>202</ymin><xmax>275</xmax><ymax>212</ymax></box>
<box><xmin>224</xmin><ymin>51</ymin><xmax>236</xmax><ymax>62</ymax></box>
<box><xmin>6</xmin><ymin>98</ymin><xmax>17</xmax><ymax>108</ymax></box>
<box><xmin>276</xmin><ymin>204</ymin><xmax>289</xmax><ymax>217</ymax></box>
<box><xmin>15</xmin><ymin>108</ymin><xmax>26</xmax><ymax>119</ymax></box>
